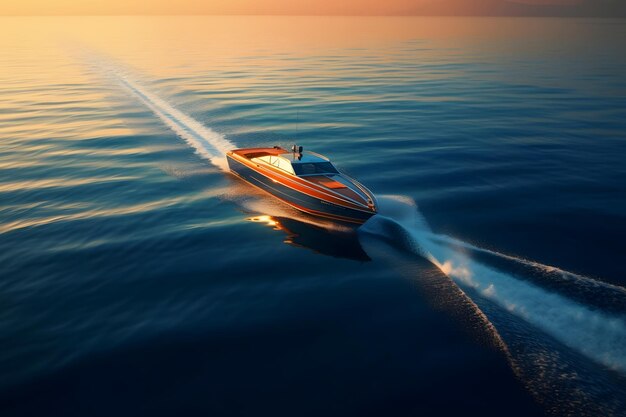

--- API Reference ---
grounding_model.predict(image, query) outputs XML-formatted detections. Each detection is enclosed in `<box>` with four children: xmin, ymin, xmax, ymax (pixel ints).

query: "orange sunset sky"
<box><xmin>1</xmin><ymin>0</ymin><xmax>625</xmax><ymax>17</ymax></box>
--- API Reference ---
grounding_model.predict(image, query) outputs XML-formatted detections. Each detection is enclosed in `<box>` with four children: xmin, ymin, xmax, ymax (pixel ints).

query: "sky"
<box><xmin>1</xmin><ymin>0</ymin><xmax>625</xmax><ymax>17</ymax></box>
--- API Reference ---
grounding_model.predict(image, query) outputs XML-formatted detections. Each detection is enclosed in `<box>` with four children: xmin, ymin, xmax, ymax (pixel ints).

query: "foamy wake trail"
<box><xmin>94</xmin><ymin>60</ymin><xmax>234</xmax><ymax>171</ymax></box>
<box><xmin>361</xmin><ymin>195</ymin><xmax>626</xmax><ymax>375</ymax></box>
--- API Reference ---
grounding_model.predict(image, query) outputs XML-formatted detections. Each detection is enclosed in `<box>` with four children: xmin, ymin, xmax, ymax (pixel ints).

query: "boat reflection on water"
<box><xmin>247</xmin><ymin>215</ymin><xmax>371</xmax><ymax>262</ymax></box>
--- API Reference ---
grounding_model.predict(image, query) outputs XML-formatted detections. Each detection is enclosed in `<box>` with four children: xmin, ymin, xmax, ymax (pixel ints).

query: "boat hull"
<box><xmin>227</xmin><ymin>154</ymin><xmax>375</xmax><ymax>224</ymax></box>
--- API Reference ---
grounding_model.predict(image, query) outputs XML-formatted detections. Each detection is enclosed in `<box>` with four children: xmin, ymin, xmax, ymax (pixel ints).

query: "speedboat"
<box><xmin>227</xmin><ymin>145</ymin><xmax>377</xmax><ymax>224</ymax></box>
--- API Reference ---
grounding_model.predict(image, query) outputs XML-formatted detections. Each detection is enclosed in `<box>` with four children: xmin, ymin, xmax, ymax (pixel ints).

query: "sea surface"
<box><xmin>1</xmin><ymin>16</ymin><xmax>625</xmax><ymax>417</ymax></box>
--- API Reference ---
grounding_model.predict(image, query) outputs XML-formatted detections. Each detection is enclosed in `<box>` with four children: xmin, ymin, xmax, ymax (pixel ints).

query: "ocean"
<box><xmin>1</xmin><ymin>16</ymin><xmax>625</xmax><ymax>416</ymax></box>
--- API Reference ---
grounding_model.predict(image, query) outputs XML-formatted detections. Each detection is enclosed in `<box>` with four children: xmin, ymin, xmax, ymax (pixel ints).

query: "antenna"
<box><xmin>296</xmin><ymin>110</ymin><xmax>299</xmax><ymax>139</ymax></box>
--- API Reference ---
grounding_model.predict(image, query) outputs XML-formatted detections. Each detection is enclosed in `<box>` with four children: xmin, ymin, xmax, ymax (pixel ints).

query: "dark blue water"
<box><xmin>1</xmin><ymin>16</ymin><xmax>625</xmax><ymax>417</ymax></box>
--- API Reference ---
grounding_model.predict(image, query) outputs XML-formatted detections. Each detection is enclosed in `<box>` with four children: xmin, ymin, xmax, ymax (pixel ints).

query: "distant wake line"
<box><xmin>99</xmin><ymin>63</ymin><xmax>234</xmax><ymax>171</ymax></box>
<box><xmin>361</xmin><ymin>196</ymin><xmax>626</xmax><ymax>375</ymax></box>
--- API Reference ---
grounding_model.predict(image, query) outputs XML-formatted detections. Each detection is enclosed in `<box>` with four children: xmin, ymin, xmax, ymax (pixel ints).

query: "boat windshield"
<box><xmin>293</xmin><ymin>162</ymin><xmax>339</xmax><ymax>176</ymax></box>
<box><xmin>250</xmin><ymin>155</ymin><xmax>295</xmax><ymax>175</ymax></box>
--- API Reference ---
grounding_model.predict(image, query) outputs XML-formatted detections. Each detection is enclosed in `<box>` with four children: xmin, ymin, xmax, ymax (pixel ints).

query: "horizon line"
<box><xmin>2</xmin><ymin>13</ymin><xmax>626</xmax><ymax>18</ymax></box>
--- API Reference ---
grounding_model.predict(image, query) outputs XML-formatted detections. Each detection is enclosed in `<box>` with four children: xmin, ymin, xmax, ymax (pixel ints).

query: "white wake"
<box><xmin>361</xmin><ymin>195</ymin><xmax>626</xmax><ymax>375</ymax></box>
<box><xmin>93</xmin><ymin>60</ymin><xmax>234</xmax><ymax>171</ymax></box>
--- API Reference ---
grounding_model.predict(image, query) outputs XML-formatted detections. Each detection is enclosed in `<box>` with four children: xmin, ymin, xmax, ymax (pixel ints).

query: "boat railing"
<box><xmin>349</xmin><ymin>176</ymin><xmax>376</xmax><ymax>205</ymax></box>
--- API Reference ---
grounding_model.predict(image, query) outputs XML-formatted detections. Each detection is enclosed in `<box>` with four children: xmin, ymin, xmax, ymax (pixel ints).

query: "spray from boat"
<box><xmin>360</xmin><ymin>195</ymin><xmax>626</xmax><ymax>375</ymax></box>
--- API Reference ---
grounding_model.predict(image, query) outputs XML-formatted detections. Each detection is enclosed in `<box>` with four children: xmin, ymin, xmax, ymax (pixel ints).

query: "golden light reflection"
<box><xmin>246</xmin><ymin>214</ymin><xmax>299</xmax><ymax>246</ymax></box>
<box><xmin>249</xmin><ymin>213</ymin><xmax>309</xmax><ymax>243</ymax></box>
<box><xmin>247</xmin><ymin>215</ymin><xmax>280</xmax><ymax>229</ymax></box>
<box><xmin>244</xmin><ymin>212</ymin><xmax>371</xmax><ymax>262</ymax></box>
<box><xmin>0</xmin><ymin>197</ymin><xmax>183</xmax><ymax>234</ymax></box>
<box><xmin>0</xmin><ymin>176</ymin><xmax>138</xmax><ymax>193</ymax></box>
